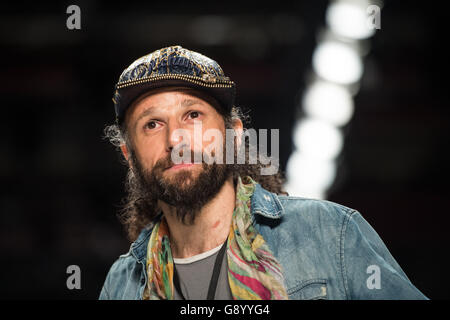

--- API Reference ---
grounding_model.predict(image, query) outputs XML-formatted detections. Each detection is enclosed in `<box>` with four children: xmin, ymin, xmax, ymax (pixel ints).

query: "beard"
<box><xmin>129</xmin><ymin>147</ymin><xmax>232</xmax><ymax>225</ymax></box>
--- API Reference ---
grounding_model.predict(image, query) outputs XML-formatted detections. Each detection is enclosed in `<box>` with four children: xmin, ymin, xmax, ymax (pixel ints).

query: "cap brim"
<box><xmin>115</xmin><ymin>79</ymin><xmax>235</xmax><ymax>124</ymax></box>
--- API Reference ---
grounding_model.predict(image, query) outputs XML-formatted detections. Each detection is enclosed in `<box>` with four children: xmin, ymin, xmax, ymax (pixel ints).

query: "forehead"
<box><xmin>134</xmin><ymin>89</ymin><xmax>204</xmax><ymax>110</ymax></box>
<box><xmin>124</xmin><ymin>87</ymin><xmax>224</xmax><ymax>124</ymax></box>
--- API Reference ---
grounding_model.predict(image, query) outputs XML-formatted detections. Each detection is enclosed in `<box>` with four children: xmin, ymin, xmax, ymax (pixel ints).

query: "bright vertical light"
<box><xmin>302</xmin><ymin>81</ymin><xmax>354</xmax><ymax>127</ymax></box>
<box><xmin>326</xmin><ymin>1</ymin><xmax>375</xmax><ymax>39</ymax></box>
<box><xmin>285</xmin><ymin>150</ymin><xmax>337</xmax><ymax>198</ymax></box>
<box><xmin>313</xmin><ymin>41</ymin><xmax>363</xmax><ymax>84</ymax></box>
<box><xmin>286</xmin><ymin>0</ymin><xmax>380</xmax><ymax>199</ymax></box>
<box><xmin>293</xmin><ymin>119</ymin><xmax>343</xmax><ymax>161</ymax></box>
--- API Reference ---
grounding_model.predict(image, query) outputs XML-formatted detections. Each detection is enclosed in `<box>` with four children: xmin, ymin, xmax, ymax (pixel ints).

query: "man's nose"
<box><xmin>165</xmin><ymin>120</ymin><xmax>189</xmax><ymax>153</ymax></box>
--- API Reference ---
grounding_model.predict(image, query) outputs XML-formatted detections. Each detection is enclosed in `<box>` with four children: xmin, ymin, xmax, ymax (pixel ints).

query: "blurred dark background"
<box><xmin>0</xmin><ymin>1</ymin><xmax>448</xmax><ymax>299</ymax></box>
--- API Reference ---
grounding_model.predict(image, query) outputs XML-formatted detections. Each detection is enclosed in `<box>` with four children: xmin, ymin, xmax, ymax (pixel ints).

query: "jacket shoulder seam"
<box><xmin>277</xmin><ymin>196</ymin><xmax>356</xmax><ymax>217</ymax></box>
<box><xmin>340</xmin><ymin>209</ymin><xmax>358</xmax><ymax>300</ymax></box>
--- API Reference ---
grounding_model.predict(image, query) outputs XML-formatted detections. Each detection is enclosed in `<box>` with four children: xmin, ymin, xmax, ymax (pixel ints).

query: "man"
<box><xmin>100</xmin><ymin>45</ymin><xmax>427</xmax><ymax>300</ymax></box>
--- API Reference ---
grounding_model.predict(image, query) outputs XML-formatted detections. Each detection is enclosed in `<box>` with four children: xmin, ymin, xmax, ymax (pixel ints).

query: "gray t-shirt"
<box><xmin>173</xmin><ymin>242</ymin><xmax>233</xmax><ymax>300</ymax></box>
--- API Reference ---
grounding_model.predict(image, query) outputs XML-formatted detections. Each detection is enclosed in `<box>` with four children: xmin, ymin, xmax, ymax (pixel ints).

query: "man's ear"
<box><xmin>120</xmin><ymin>144</ymin><xmax>129</xmax><ymax>160</ymax></box>
<box><xmin>120</xmin><ymin>144</ymin><xmax>133</xmax><ymax>168</ymax></box>
<box><xmin>232</xmin><ymin>118</ymin><xmax>244</xmax><ymax>149</ymax></box>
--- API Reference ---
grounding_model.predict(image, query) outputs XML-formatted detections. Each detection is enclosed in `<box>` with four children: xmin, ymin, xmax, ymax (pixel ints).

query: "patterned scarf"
<box><xmin>142</xmin><ymin>176</ymin><xmax>289</xmax><ymax>300</ymax></box>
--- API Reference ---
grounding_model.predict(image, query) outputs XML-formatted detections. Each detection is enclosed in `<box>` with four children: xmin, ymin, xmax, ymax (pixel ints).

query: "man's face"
<box><xmin>123</xmin><ymin>88</ymin><xmax>233</xmax><ymax>223</ymax></box>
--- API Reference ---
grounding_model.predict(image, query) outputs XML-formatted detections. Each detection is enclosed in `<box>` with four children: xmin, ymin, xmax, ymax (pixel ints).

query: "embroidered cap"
<box><xmin>112</xmin><ymin>45</ymin><xmax>236</xmax><ymax>124</ymax></box>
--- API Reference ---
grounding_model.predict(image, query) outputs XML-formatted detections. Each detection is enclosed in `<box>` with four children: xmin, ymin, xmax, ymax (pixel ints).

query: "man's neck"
<box><xmin>159</xmin><ymin>176</ymin><xmax>236</xmax><ymax>259</ymax></box>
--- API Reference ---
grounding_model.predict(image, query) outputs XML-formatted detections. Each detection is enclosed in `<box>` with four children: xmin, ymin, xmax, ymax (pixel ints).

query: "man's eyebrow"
<box><xmin>133</xmin><ymin>106</ymin><xmax>156</xmax><ymax>133</ymax></box>
<box><xmin>181</xmin><ymin>98</ymin><xmax>205</xmax><ymax>108</ymax></box>
<box><xmin>136</xmin><ymin>99</ymin><xmax>204</xmax><ymax>121</ymax></box>
<box><xmin>136</xmin><ymin>106</ymin><xmax>156</xmax><ymax>123</ymax></box>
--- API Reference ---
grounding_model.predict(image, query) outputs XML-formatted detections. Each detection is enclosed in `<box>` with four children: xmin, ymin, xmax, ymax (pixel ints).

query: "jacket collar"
<box><xmin>251</xmin><ymin>183</ymin><xmax>284</xmax><ymax>219</ymax></box>
<box><xmin>130</xmin><ymin>183</ymin><xmax>285</xmax><ymax>263</ymax></box>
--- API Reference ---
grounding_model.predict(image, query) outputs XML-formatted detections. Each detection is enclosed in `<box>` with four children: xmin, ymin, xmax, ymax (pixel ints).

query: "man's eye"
<box><xmin>188</xmin><ymin>111</ymin><xmax>200</xmax><ymax>119</ymax></box>
<box><xmin>144</xmin><ymin>121</ymin><xmax>159</xmax><ymax>130</ymax></box>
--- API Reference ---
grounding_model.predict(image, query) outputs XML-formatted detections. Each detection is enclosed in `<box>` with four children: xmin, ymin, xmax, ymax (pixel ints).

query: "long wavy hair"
<box><xmin>104</xmin><ymin>88</ymin><xmax>287</xmax><ymax>242</ymax></box>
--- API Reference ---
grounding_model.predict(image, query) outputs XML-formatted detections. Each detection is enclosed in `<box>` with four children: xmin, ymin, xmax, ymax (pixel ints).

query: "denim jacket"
<box><xmin>99</xmin><ymin>183</ymin><xmax>427</xmax><ymax>300</ymax></box>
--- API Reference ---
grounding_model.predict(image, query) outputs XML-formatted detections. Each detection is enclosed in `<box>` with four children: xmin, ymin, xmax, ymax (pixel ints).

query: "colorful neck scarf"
<box><xmin>143</xmin><ymin>176</ymin><xmax>289</xmax><ymax>300</ymax></box>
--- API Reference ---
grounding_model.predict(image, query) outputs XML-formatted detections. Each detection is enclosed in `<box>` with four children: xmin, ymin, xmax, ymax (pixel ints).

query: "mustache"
<box><xmin>153</xmin><ymin>148</ymin><xmax>213</xmax><ymax>172</ymax></box>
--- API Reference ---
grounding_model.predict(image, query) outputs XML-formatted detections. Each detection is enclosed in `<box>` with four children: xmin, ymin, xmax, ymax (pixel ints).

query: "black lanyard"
<box><xmin>173</xmin><ymin>240</ymin><xmax>227</xmax><ymax>300</ymax></box>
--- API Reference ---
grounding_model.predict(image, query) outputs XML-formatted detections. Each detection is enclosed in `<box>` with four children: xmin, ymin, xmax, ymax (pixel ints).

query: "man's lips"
<box><xmin>165</xmin><ymin>163</ymin><xmax>196</xmax><ymax>171</ymax></box>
